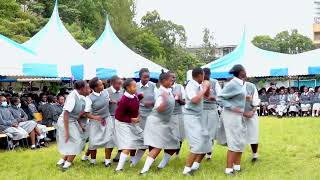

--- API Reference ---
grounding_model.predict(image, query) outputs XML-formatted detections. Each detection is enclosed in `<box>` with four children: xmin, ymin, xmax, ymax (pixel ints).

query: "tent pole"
<box><xmin>297</xmin><ymin>76</ymin><xmax>300</xmax><ymax>88</ymax></box>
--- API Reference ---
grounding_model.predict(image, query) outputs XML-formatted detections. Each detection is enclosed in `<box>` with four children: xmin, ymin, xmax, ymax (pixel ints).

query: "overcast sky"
<box><xmin>135</xmin><ymin>0</ymin><xmax>314</xmax><ymax>47</ymax></box>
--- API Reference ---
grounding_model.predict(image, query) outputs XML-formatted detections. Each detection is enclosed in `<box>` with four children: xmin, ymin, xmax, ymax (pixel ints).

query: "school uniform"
<box><xmin>86</xmin><ymin>90</ymin><xmax>115</xmax><ymax>150</ymax></box>
<box><xmin>300</xmin><ymin>92</ymin><xmax>311</xmax><ymax>112</ymax></box>
<box><xmin>79</xmin><ymin>96</ymin><xmax>90</xmax><ymax>142</ymax></box>
<box><xmin>276</xmin><ymin>94</ymin><xmax>288</xmax><ymax>116</ymax></box>
<box><xmin>312</xmin><ymin>93</ymin><xmax>320</xmax><ymax>113</ymax></box>
<box><xmin>107</xmin><ymin>86</ymin><xmax>123</xmax><ymax>144</ymax></box>
<box><xmin>9</xmin><ymin>106</ymin><xmax>38</xmax><ymax>134</ymax></box>
<box><xmin>243</xmin><ymin>82</ymin><xmax>260</xmax><ymax>145</ymax></box>
<box><xmin>217</xmin><ymin>77</ymin><xmax>246</xmax><ymax>153</ymax></box>
<box><xmin>136</xmin><ymin>81</ymin><xmax>156</xmax><ymax>130</ymax></box>
<box><xmin>114</xmin><ymin>92</ymin><xmax>146</xmax><ymax>150</ymax></box>
<box><xmin>171</xmin><ymin>83</ymin><xmax>186</xmax><ymax>141</ymax></box>
<box><xmin>144</xmin><ymin>86</ymin><xmax>179</xmax><ymax>149</ymax></box>
<box><xmin>183</xmin><ymin>80</ymin><xmax>211</xmax><ymax>154</ymax></box>
<box><xmin>57</xmin><ymin>90</ymin><xmax>86</xmax><ymax>155</ymax></box>
<box><xmin>54</xmin><ymin>104</ymin><xmax>64</xmax><ymax>117</ymax></box>
<box><xmin>268</xmin><ymin>94</ymin><xmax>279</xmax><ymax>111</ymax></box>
<box><xmin>28</xmin><ymin>103</ymin><xmax>38</xmax><ymax>113</ymax></box>
<box><xmin>287</xmin><ymin>93</ymin><xmax>300</xmax><ymax>113</ymax></box>
<box><xmin>203</xmin><ymin>79</ymin><xmax>221</xmax><ymax>141</ymax></box>
<box><xmin>0</xmin><ymin>107</ymin><xmax>28</xmax><ymax>140</ymax></box>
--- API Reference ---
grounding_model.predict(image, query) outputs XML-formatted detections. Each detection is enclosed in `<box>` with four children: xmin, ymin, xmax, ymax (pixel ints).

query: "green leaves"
<box><xmin>252</xmin><ymin>30</ymin><xmax>316</xmax><ymax>54</ymax></box>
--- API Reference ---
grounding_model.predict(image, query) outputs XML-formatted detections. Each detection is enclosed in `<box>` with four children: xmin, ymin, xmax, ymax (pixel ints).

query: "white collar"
<box><xmin>140</xmin><ymin>81</ymin><xmax>149</xmax><ymax>88</ymax></box>
<box><xmin>172</xmin><ymin>83</ymin><xmax>176</xmax><ymax>88</ymax></box>
<box><xmin>74</xmin><ymin>90</ymin><xmax>81</xmax><ymax>99</ymax></box>
<box><xmin>93</xmin><ymin>91</ymin><xmax>101</xmax><ymax>97</ymax></box>
<box><xmin>110</xmin><ymin>86</ymin><xmax>119</xmax><ymax>93</ymax></box>
<box><xmin>233</xmin><ymin>77</ymin><xmax>245</xmax><ymax>86</ymax></box>
<box><xmin>124</xmin><ymin>91</ymin><xmax>135</xmax><ymax>99</ymax></box>
<box><xmin>160</xmin><ymin>86</ymin><xmax>172</xmax><ymax>93</ymax></box>
<box><xmin>190</xmin><ymin>79</ymin><xmax>201</xmax><ymax>87</ymax></box>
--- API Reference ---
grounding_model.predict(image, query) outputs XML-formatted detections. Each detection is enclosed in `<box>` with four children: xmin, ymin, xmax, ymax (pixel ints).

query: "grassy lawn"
<box><xmin>1</xmin><ymin>117</ymin><xmax>320</xmax><ymax>180</ymax></box>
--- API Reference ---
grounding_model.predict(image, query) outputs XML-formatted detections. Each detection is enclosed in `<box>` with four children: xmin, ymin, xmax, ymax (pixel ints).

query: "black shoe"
<box><xmin>252</xmin><ymin>157</ymin><xmax>258</xmax><ymax>163</ymax></box>
<box><xmin>225</xmin><ymin>171</ymin><xmax>236</xmax><ymax>177</ymax></box>
<box><xmin>113</xmin><ymin>158</ymin><xmax>119</xmax><ymax>163</ymax></box>
<box><xmin>61</xmin><ymin>166</ymin><xmax>69</xmax><ymax>172</ymax></box>
<box><xmin>31</xmin><ymin>146</ymin><xmax>37</xmax><ymax>150</ymax></box>
<box><xmin>183</xmin><ymin>171</ymin><xmax>194</xmax><ymax>176</ymax></box>
<box><xmin>105</xmin><ymin>163</ymin><xmax>112</xmax><ymax>168</ymax></box>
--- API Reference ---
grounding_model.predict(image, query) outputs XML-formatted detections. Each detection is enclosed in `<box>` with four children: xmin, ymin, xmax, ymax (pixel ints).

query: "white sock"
<box><xmin>82</xmin><ymin>155</ymin><xmax>88</xmax><ymax>161</ymax></box>
<box><xmin>31</xmin><ymin>144</ymin><xmax>36</xmax><ymax>148</ymax></box>
<box><xmin>63</xmin><ymin>161</ymin><xmax>72</xmax><ymax>169</ymax></box>
<box><xmin>57</xmin><ymin>159</ymin><xmax>65</xmax><ymax>165</ymax></box>
<box><xmin>158</xmin><ymin>153</ymin><xmax>172</xmax><ymax>169</ymax></box>
<box><xmin>90</xmin><ymin>159</ymin><xmax>96</xmax><ymax>165</ymax></box>
<box><xmin>131</xmin><ymin>150</ymin><xmax>145</xmax><ymax>165</ymax></box>
<box><xmin>114</xmin><ymin>151</ymin><xmax>121</xmax><ymax>159</ymax></box>
<box><xmin>140</xmin><ymin>156</ymin><xmax>155</xmax><ymax>173</ymax></box>
<box><xmin>225</xmin><ymin>168</ymin><xmax>234</xmax><ymax>174</ymax></box>
<box><xmin>183</xmin><ymin>166</ymin><xmax>192</xmax><ymax>174</ymax></box>
<box><xmin>253</xmin><ymin>153</ymin><xmax>258</xmax><ymax>158</ymax></box>
<box><xmin>116</xmin><ymin>153</ymin><xmax>128</xmax><ymax>171</ymax></box>
<box><xmin>233</xmin><ymin>164</ymin><xmax>241</xmax><ymax>171</ymax></box>
<box><xmin>191</xmin><ymin>162</ymin><xmax>200</xmax><ymax>170</ymax></box>
<box><xmin>105</xmin><ymin>159</ymin><xmax>111</xmax><ymax>165</ymax></box>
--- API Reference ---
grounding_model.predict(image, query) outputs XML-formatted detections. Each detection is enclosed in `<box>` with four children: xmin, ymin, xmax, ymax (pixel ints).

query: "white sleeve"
<box><xmin>84</xmin><ymin>97</ymin><xmax>92</xmax><ymax>113</ymax></box>
<box><xmin>186</xmin><ymin>84</ymin><xmax>197</xmax><ymax>100</ymax></box>
<box><xmin>154</xmin><ymin>96</ymin><xmax>163</xmax><ymax>109</ymax></box>
<box><xmin>63</xmin><ymin>92</ymin><xmax>76</xmax><ymax>112</ymax></box>
<box><xmin>180</xmin><ymin>85</ymin><xmax>186</xmax><ymax>100</ymax></box>
<box><xmin>252</xmin><ymin>87</ymin><xmax>260</xmax><ymax>106</ymax></box>
<box><xmin>215</xmin><ymin>82</ymin><xmax>222</xmax><ymax>96</ymax></box>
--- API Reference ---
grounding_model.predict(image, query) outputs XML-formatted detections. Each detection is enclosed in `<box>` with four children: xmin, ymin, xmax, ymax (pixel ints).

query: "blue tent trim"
<box><xmin>23</xmin><ymin>63</ymin><xmax>58</xmax><ymax>77</ymax></box>
<box><xmin>0</xmin><ymin>34</ymin><xmax>36</xmax><ymax>55</ymax></box>
<box><xmin>211</xmin><ymin>72</ymin><xmax>233</xmax><ymax>79</ymax></box>
<box><xmin>96</xmin><ymin>68</ymin><xmax>117</xmax><ymax>79</ymax></box>
<box><xmin>71</xmin><ymin>65</ymin><xmax>84</xmax><ymax>80</ymax></box>
<box><xmin>270</xmin><ymin>68</ymin><xmax>288</xmax><ymax>77</ymax></box>
<box><xmin>308</xmin><ymin>66</ymin><xmax>320</xmax><ymax>75</ymax></box>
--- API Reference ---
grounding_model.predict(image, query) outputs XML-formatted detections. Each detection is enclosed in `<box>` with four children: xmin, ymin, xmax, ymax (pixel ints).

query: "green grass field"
<box><xmin>1</xmin><ymin>117</ymin><xmax>320</xmax><ymax>180</ymax></box>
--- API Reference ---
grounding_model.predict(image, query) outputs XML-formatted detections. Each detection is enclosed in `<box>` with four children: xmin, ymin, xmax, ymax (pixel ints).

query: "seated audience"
<box><xmin>41</xmin><ymin>95</ymin><xmax>59</xmax><ymax>127</ymax></box>
<box><xmin>300</xmin><ymin>87</ymin><xmax>312</xmax><ymax>116</ymax></box>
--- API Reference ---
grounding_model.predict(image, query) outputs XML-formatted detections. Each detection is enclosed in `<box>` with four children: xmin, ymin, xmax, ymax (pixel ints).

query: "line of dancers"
<box><xmin>56</xmin><ymin>65</ymin><xmax>260</xmax><ymax>176</ymax></box>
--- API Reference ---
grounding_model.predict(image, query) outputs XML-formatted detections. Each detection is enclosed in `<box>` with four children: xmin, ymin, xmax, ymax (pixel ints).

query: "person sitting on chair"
<box><xmin>300</xmin><ymin>87</ymin><xmax>312</xmax><ymax>117</ymax></box>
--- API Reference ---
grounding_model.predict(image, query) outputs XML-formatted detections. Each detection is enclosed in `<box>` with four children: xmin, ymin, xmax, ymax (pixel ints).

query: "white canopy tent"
<box><xmin>83</xmin><ymin>18</ymin><xmax>167</xmax><ymax>79</ymax></box>
<box><xmin>0</xmin><ymin>34</ymin><xmax>37</xmax><ymax>77</ymax></box>
<box><xmin>22</xmin><ymin>1</ymin><xmax>86</xmax><ymax>78</ymax></box>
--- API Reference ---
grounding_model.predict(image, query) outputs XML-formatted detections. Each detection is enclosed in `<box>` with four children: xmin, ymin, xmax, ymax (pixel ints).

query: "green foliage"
<box><xmin>196</xmin><ymin>28</ymin><xmax>217</xmax><ymax>64</ymax></box>
<box><xmin>0</xmin><ymin>0</ymin><xmax>202</xmax><ymax>82</ymax></box>
<box><xmin>252</xmin><ymin>30</ymin><xmax>316</xmax><ymax>54</ymax></box>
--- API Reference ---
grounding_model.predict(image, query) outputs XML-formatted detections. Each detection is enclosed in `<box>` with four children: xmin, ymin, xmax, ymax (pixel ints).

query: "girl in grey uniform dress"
<box><xmin>140</xmin><ymin>72</ymin><xmax>180</xmax><ymax>175</ymax></box>
<box><xmin>276</xmin><ymin>89</ymin><xmax>288</xmax><ymax>117</ymax></box>
<box><xmin>243</xmin><ymin>82</ymin><xmax>260</xmax><ymax>162</ymax></box>
<box><xmin>268</xmin><ymin>89</ymin><xmax>279</xmax><ymax>115</ymax></box>
<box><xmin>56</xmin><ymin>81</ymin><xmax>88</xmax><ymax>170</ymax></box>
<box><xmin>203</xmin><ymin>68</ymin><xmax>222</xmax><ymax>160</ymax></box>
<box><xmin>288</xmin><ymin>88</ymin><xmax>300</xmax><ymax>117</ymax></box>
<box><xmin>114</xmin><ymin>79</ymin><xmax>146</xmax><ymax>172</ymax></box>
<box><xmin>165</xmin><ymin>71</ymin><xmax>186</xmax><ymax>160</ymax></box>
<box><xmin>9</xmin><ymin>97</ymin><xmax>43</xmax><ymax>149</ymax></box>
<box><xmin>85</xmin><ymin>77</ymin><xmax>115</xmax><ymax>167</ymax></box>
<box><xmin>136</xmin><ymin>68</ymin><xmax>156</xmax><ymax>130</ymax></box>
<box><xmin>107</xmin><ymin>75</ymin><xmax>124</xmax><ymax>162</ymax></box>
<box><xmin>182</xmin><ymin>68</ymin><xmax>211</xmax><ymax>176</ymax></box>
<box><xmin>217</xmin><ymin>64</ymin><xmax>248</xmax><ymax>176</ymax></box>
<box><xmin>0</xmin><ymin>96</ymin><xmax>28</xmax><ymax>142</ymax></box>
<box><xmin>312</xmin><ymin>87</ymin><xmax>320</xmax><ymax>117</ymax></box>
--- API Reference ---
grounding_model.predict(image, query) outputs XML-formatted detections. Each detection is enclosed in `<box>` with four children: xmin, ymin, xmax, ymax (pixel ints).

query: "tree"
<box><xmin>252</xmin><ymin>30</ymin><xmax>316</xmax><ymax>54</ymax></box>
<box><xmin>252</xmin><ymin>35</ymin><xmax>278</xmax><ymax>52</ymax></box>
<box><xmin>196</xmin><ymin>28</ymin><xmax>216</xmax><ymax>64</ymax></box>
